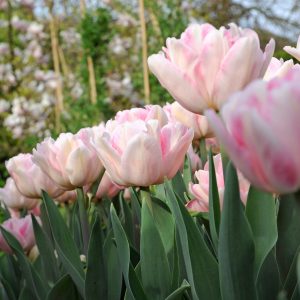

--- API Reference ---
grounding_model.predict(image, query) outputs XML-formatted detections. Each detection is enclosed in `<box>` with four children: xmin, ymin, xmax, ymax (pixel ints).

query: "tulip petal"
<box><xmin>148</xmin><ymin>54</ymin><xmax>208</xmax><ymax>113</ymax></box>
<box><xmin>197</xmin><ymin>30</ymin><xmax>225</xmax><ymax>95</ymax></box>
<box><xmin>213</xmin><ymin>37</ymin><xmax>263</xmax><ymax>108</ymax></box>
<box><xmin>259</xmin><ymin>38</ymin><xmax>275</xmax><ymax>77</ymax></box>
<box><xmin>120</xmin><ymin>133</ymin><xmax>162</xmax><ymax>186</ymax></box>
<box><xmin>94</xmin><ymin>135</ymin><xmax>124</xmax><ymax>186</ymax></box>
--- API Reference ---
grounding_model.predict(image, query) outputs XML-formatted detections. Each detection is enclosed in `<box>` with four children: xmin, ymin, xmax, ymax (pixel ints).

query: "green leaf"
<box><xmin>76</xmin><ymin>188</ymin><xmax>90</xmax><ymax>255</ymax></box>
<box><xmin>208</xmin><ymin>150</ymin><xmax>221</xmax><ymax>253</ymax></box>
<box><xmin>282</xmin><ymin>245</ymin><xmax>300</xmax><ymax>298</ymax></box>
<box><xmin>46</xmin><ymin>275</ymin><xmax>79</xmax><ymax>300</ymax></box>
<box><xmin>199</xmin><ymin>138</ymin><xmax>207</xmax><ymax>165</ymax></box>
<box><xmin>110</xmin><ymin>204</ymin><xmax>147</xmax><ymax>300</ymax></box>
<box><xmin>172</xmin><ymin>171</ymin><xmax>187</xmax><ymax>203</ymax></box>
<box><xmin>31</xmin><ymin>215</ymin><xmax>59</xmax><ymax>284</ymax></box>
<box><xmin>165</xmin><ymin>280</ymin><xmax>191</xmax><ymax>300</ymax></box>
<box><xmin>103</xmin><ymin>230</ymin><xmax>123</xmax><ymax>300</ymax></box>
<box><xmin>245</xmin><ymin>187</ymin><xmax>277</xmax><ymax>280</ymax></box>
<box><xmin>256</xmin><ymin>250</ymin><xmax>281</xmax><ymax>300</ymax></box>
<box><xmin>119</xmin><ymin>193</ymin><xmax>135</xmax><ymax>247</ymax></box>
<box><xmin>218</xmin><ymin>162</ymin><xmax>257</xmax><ymax>300</ymax></box>
<box><xmin>277</xmin><ymin>193</ymin><xmax>300</xmax><ymax>287</ymax></box>
<box><xmin>70</xmin><ymin>200</ymin><xmax>84</xmax><ymax>252</ymax></box>
<box><xmin>165</xmin><ymin>180</ymin><xmax>220</xmax><ymax>300</ymax></box>
<box><xmin>140</xmin><ymin>193</ymin><xmax>172</xmax><ymax>299</ymax></box>
<box><xmin>18</xmin><ymin>285</ymin><xmax>36</xmax><ymax>300</ymax></box>
<box><xmin>130</xmin><ymin>187</ymin><xmax>141</xmax><ymax>224</ymax></box>
<box><xmin>149</xmin><ymin>196</ymin><xmax>175</xmax><ymax>258</ymax></box>
<box><xmin>0</xmin><ymin>275</ymin><xmax>16</xmax><ymax>300</ymax></box>
<box><xmin>42</xmin><ymin>191</ymin><xmax>85</xmax><ymax>297</ymax></box>
<box><xmin>298</xmin><ymin>254</ymin><xmax>300</xmax><ymax>294</ymax></box>
<box><xmin>85</xmin><ymin>214</ymin><xmax>107</xmax><ymax>300</ymax></box>
<box><xmin>0</xmin><ymin>227</ymin><xmax>48</xmax><ymax>300</ymax></box>
<box><xmin>183</xmin><ymin>155</ymin><xmax>193</xmax><ymax>188</ymax></box>
<box><xmin>0</xmin><ymin>254</ymin><xmax>20</xmax><ymax>293</ymax></box>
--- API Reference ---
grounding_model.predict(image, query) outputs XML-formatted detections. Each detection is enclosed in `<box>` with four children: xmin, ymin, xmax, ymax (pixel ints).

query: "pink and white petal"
<box><xmin>148</xmin><ymin>54</ymin><xmax>207</xmax><ymax>113</ymax></box>
<box><xmin>166</xmin><ymin>38</ymin><xmax>198</xmax><ymax>70</ymax></box>
<box><xmin>212</xmin><ymin>37</ymin><xmax>262</xmax><ymax>108</ymax></box>
<box><xmin>198</xmin><ymin>30</ymin><xmax>225</xmax><ymax>95</ymax></box>
<box><xmin>186</xmin><ymin>198</ymin><xmax>209</xmax><ymax>213</ymax></box>
<box><xmin>161</xmin><ymin>128</ymin><xmax>193</xmax><ymax>179</ymax></box>
<box><xmin>94</xmin><ymin>137</ymin><xmax>124</xmax><ymax>186</ymax></box>
<box><xmin>120</xmin><ymin>133</ymin><xmax>162</xmax><ymax>186</ymax></box>
<box><xmin>259</xmin><ymin>38</ymin><xmax>276</xmax><ymax>77</ymax></box>
<box><xmin>284</xmin><ymin>46</ymin><xmax>300</xmax><ymax>62</ymax></box>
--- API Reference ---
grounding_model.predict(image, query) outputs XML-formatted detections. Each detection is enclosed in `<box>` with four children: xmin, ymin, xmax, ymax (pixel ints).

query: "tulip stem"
<box><xmin>77</xmin><ymin>187</ymin><xmax>90</xmax><ymax>255</ymax></box>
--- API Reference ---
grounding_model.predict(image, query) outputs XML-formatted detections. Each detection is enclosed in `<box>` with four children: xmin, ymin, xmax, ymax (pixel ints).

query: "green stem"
<box><xmin>77</xmin><ymin>187</ymin><xmax>90</xmax><ymax>255</ymax></box>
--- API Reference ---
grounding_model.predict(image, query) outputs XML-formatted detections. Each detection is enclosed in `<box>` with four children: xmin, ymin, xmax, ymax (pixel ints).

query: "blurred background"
<box><xmin>0</xmin><ymin>0</ymin><xmax>299</xmax><ymax>185</ymax></box>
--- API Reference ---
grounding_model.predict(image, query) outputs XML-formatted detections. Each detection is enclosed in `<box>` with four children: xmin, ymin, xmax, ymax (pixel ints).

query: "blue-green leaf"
<box><xmin>42</xmin><ymin>191</ymin><xmax>85</xmax><ymax>297</ymax></box>
<box><xmin>85</xmin><ymin>214</ymin><xmax>107</xmax><ymax>300</ymax></box>
<box><xmin>165</xmin><ymin>180</ymin><xmax>220</xmax><ymax>300</ymax></box>
<box><xmin>218</xmin><ymin>162</ymin><xmax>257</xmax><ymax>300</ymax></box>
<box><xmin>140</xmin><ymin>193</ymin><xmax>172</xmax><ymax>299</ymax></box>
<box><xmin>277</xmin><ymin>192</ymin><xmax>300</xmax><ymax>289</ymax></box>
<box><xmin>110</xmin><ymin>204</ymin><xmax>147</xmax><ymax>300</ymax></box>
<box><xmin>0</xmin><ymin>227</ymin><xmax>49</xmax><ymax>299</ymax></box>
<box><xmin>245</xmin><ymin>187</ymin><xmax>277</xmax><ymax>280</ymax></box>
<box><xmin>31</xmin><ymin>215</ymin><xmax>59</xmax><ymax>284</ymax></box>
<box><xmin>208</xmin><ymin>150</ymin><xmax>221</xmax><ymax>253</ymax></box>
<box><xmin>46</xmin><ymin>275</ymin><xmax>80</xmax><ymax>300</ymax></box>
<box><xmin>165</xmin><ymin>280</ymin><xmax>190</xmax><ymax>300</ymax></box>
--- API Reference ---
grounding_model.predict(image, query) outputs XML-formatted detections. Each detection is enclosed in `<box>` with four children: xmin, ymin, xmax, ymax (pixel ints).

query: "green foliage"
<box><xmin>1</xmin><ymin>160</ymin><xmax>300</xmax><ymax>299</ymax></box>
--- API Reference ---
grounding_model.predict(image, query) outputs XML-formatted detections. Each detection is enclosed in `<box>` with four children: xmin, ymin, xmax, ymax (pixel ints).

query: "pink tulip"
<box><xmin>188</xmin><ymin>154</ymin><xmax>249</xmax><ymax>212</ymax></box>
<box><xmin>164</xmin><ymin>102</ymin><xmax>214</xmax><ymax>139</ymax></box>
<box><xmin>264</xmin><ymin>57</ymin><xmax>299</xmax><ymax>81</ymax></box>
<box><xmin>284</xmin><ymin>36</ymin><xmax>300</xmax><ymax>62</ymax></box>
<box><xmin>95</xmin><ymin>172</ymin><xmax>122</xmax><ymax>199</ymax></box>
<box><xmin>6</xmin><ymin>154</ymin><xmax>65</xmax><ymax>198</ymax></box>
<box><xmin>92</xmin><ymin>120</ymin><xmax>193</xmax><ymax>187</ymax></box>
<box><xmin>0</xmin><ymin>215</ymin><xmax>37</xmax><ymax>253</ymax></box>
<box><xmin>187</xmin><ymin>145</ymin><xmax>201</xmax><ymax>173</ymax></box>
<box><xmin>148</xmin><ymin>23</ymin><xmax>274</xmax><ymax>113</ymax></box>
<box><xmin>32</xmin><ymin>132</ymin><xmax>103</xmax><ymax>189</ymax></box>
<box><xmin>54</xmin><ymin>190</ymin><xmax>77</xmax><ymax>203</ymax></box>
<box><xmin>205</xmin><ymin>137</ymin><xmax>220</xmax><ymax>154</ymax></box>
<box><xmin>0</xmin><ymin>177</ymin><xmax>39</xmax><ymax>210</ymax></box>
<box><xmin>114</xmin><ymin>105</ymin><xmax>168</xmax><ymax>126</ymax></box>
<box><xmin>205</xmin><ymin>69</ymin><xmax>300</xmax><ymax>193</ymax></box>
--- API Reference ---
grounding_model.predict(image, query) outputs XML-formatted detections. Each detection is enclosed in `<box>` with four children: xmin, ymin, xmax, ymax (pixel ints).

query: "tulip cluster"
<box><xmin>1</xmin><ymin>21</ymin><xmax>300</xmax><ymax>262</ymax></box>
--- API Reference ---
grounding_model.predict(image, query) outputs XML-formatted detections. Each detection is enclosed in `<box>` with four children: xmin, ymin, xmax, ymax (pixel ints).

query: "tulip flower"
<box><xmin>0</xmin><ymin>177</ymin><xmax>39</xmax><ymax>210</ymax></box>
<box><xmin>6</xmin><ymin>154</ymin><xmax>65</xmax><ymax>198</ymax></box>
<box><xmin>92</xmin><ymin>120</ymin><xmax>193</xmax><ymax>187</ymax></box>
<box><xmin>187</xmin><ymin>145</ymin><xmax>201</xmax><ymax>173</ymax></box>
<box><xmin>164</xmin><ymin>102</ymin><xmax>214</xmax><ymax>139</ymax></box>
<box><xmin>94</xmin><ymin>172</ymin><xmax>122</xmax><ymax>199</ymax></box>
<box><xmin>32</xmin><ymin>132</ymin><xmax>103</xmax><ymax>189</ymax></box>
<box><xmin>54</xmin><ymin>190</ymin><xmax>77</xmax><ymax>203</ymax></box>
<box><xmin>264</xmin><ymin>57</ymin><xmax>299</xmax><ymax>81</ymax></box>
<box><xmin>148</xmin><ymin>23</ymin><xmax>274</xmax><ymax>113</ymax></box>
<box><xmin>284</xmin><ymin>36</ymin><xmax>300</xmax><ymax>62</ymax></box>
<box><xmin>187</xmin><ymin>154</ymin><xmax>249</xmax><ymax>212</ymax></box>
<box><xmin>115</xmin><ymin>105</ymin><xmax>168</xmax><ymax>126</ymax></box>
<box><xmin>206</xmin><ymin>69</ymin><xmax>300</xmax><ymax>193</ymax></box>
<box><xmin>0</xmin><ymin>215</ymin><xmax>37</xmax><ymax>253</ymax></box>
